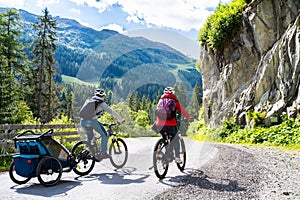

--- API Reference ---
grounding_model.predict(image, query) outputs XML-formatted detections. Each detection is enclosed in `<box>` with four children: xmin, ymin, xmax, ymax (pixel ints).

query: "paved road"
<box><xmin>0</xmin><ymin>137</ymin><xmax>218</xmax><ymax>200</ymax></box>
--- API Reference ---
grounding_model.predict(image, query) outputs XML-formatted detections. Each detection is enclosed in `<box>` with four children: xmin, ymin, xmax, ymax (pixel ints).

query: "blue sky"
<box><xmin>0</xmin><ymin>0</ymin><xmax>232</xmax><ymax>58</ymax></box>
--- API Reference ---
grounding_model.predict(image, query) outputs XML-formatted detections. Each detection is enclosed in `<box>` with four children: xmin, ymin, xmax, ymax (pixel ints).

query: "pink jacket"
<box><xmin>155</xmin><ymin>93</ymin><xmax>190</xmax><ymax>126</ymax></box>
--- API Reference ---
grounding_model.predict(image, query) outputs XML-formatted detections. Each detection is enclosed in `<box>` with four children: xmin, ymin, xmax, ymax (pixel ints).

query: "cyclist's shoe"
<box><xmin>175</xmin><ymin>157</ymin><xmax>183</xmax><ymax>164</ymax></box>
<box><xmin>96</xmin><ymin>152</ymin><xmax>111</xmax><ymax>160</ymax></box>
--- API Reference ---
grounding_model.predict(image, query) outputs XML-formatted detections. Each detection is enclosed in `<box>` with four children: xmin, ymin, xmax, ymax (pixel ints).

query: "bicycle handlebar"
<box><xmin>102</xmin><ymin>123</ymin><xmax>118</xmax><ymax>128</ymax></box>
<box><xmin>176</xmin><ymin>118</ymin><xmax>192</xmax><ymax>123</ymax></box>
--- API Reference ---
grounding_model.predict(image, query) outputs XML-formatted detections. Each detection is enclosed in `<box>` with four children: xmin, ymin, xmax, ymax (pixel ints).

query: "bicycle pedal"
<box><xmin>149</xmin><ymin>166</ymin><xmax>154</xmax><ymax>170</ymax></box>
<box><xmin>93</xmin><ymin>156</ymin><xmax>101</xmax><ymax>162</ymax></box>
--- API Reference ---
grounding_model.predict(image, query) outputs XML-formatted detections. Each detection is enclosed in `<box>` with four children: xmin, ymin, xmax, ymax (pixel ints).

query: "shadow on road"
<box><xmin>154</xmin><ymin>167</ymin><xmax>245</xmax><ymax>193</ymax></box>
<box><xmin>11</xmin><ymin>180</ymin><xmax>82</xmax><ymax>197</ymax></box>
<box><xmin>75</xmin><ymin>166</ymin><xmax>150</xmax><ymax>185</ymax></box>
<box><xmin>157</xmin><ymin>167</ymin><xmax>199</xmax><ymax>187</ymax></box>
<box><xmin>178</xmin><ymin>169</ymin><xmax>246</xmax><ymax>192</ymax></box>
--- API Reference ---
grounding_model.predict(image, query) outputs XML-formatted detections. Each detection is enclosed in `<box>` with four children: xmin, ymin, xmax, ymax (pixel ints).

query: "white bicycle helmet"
<box><xmin>164</xmin><ymin>87</ymin><xmax>175</xmax><ymax>94</ymax></box>
<box><xmin>94</xmin><ymin>88</ymin><xmax>106</xmax><ymax>97</ymax></box>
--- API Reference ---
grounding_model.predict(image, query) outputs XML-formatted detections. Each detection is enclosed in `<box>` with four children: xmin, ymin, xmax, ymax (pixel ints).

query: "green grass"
<box><xmin>62</xmin><ymin>75</ymin><xmax>98</xmax><ymax>86</ymax></box>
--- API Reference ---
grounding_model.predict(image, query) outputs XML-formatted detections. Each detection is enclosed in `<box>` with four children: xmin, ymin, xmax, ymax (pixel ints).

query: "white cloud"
<box><xmin>66</xmin><ymin>0</ymin><xmax>234</xmax><ymax>31</ymax></box>
<box><xmin>0</xmin><ymin>0</ymin><xmax>26</xmax><ymax>7</ymax></box>
<box><xmin>68</xmin><ymin>0</ymin><xmax>84</xmax><ymax>6</ymax></box>
<box><xmin>97</xmin><ymin>0</ymin><xmax>232</xmax><ymax>31</ymax></box>
<box><xmin>99</xmin><ymin>23</ymin><xmax>124</xmax><ymax>33</ymax></box>
<box><xmin>69</xmin><ymin>0</ymin><xmax>113</xmax><ymax>13</ymax></box>
<box><xmin>70</xmin><ymin>8</ymin><xmax>80</xmax><ymax>15</ymax></box>
<box><xmin>0</xmin><ymin>0</ymin><xmax>234</xmax><ymax>35</ymax></box>
<box><xmin>36</xmin><ymin>0</ymin><xmax>60</xmax><ymax>9</ymax></box>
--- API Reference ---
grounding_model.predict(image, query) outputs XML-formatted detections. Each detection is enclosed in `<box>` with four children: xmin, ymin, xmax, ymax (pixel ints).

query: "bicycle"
<box><xmin>71</xmin><ymin>123</ymin><xmax>128</xmax><ymax>176</ymax></box>
<box><xmin>0</xmin><ymin>139</ymin><xmax>15</xmax><ymax>157</ymax></box>
<box><xmin>152</xmin><ymin>119</ymin><xmax>188</xmax><ymax>179</ymax></box>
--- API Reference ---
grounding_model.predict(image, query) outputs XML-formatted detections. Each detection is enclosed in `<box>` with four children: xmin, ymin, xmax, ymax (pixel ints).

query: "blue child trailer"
<box><xmin>9</xmin><ymin>129</ymin><xmax>77</xmax><ymax>187</ymax></box>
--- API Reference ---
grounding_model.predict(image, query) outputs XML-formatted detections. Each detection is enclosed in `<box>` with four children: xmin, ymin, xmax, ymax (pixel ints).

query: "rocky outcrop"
<box><xmin>200</xmin><ymin>0</ymin><xmax>300</xmax><ymax>127</ymax></box>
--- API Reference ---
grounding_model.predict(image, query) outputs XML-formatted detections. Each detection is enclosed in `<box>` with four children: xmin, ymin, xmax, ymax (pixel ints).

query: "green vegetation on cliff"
<box><xmin>198</xmin><ymin>0</ymin><xmax>251</xmax><ymax>51</ymax></box>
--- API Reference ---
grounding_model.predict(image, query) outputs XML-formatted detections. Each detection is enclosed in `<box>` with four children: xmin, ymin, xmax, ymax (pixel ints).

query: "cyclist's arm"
<box><xmin>99</xmin><ymin>102</ymin><xmax>124</xmax><ymax>122</ymax></box>
<box><xmin>175</xmin><ymin>102</ymin><xmax>190</xmax><ymax>119</ymax></box>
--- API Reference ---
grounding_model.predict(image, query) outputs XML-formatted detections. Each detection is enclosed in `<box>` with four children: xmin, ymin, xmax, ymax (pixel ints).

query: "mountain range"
<box><xmin>1</xmin><ymin>8</ymin><xmax>201</xmax><ymax>99</ymax></box>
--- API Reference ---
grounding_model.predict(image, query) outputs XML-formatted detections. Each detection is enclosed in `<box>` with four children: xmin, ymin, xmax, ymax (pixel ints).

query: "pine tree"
<box><xmin>0</xmin><ymin>9</ymin><xmax>29</xmax><ymax>123</ymax></box>
<box><xmin>187</xmin><ymin>84</ymin><xmax>201</xmax><ymax>119</ymax></box>
<box><xmin>134</xmin><ymin>92</ymin><xmax>140</xmax><ymax>111</ymax></box>
<box><xmin>140</xmin><ymin>95</ymin><xmax>148</xmax><ymax>111</ymax></box>
<box><xmin>175</xmin><ymin>82</ymin><xmax>187</xmax><ymax>107</ymax></box>
<box><xmin>0</xmin><ymin>52</ymin><xmax>12</xmax><ymax>124</ymax></box>
<box><xmin>195</xmin><ymin>82</ymin><xmax>203</xmax><ymax>105</ymax></box>
<box><xmin>146</xmin><ymin>96</ymin><xmax>151</xmax><ymax>111</ymax></box>
<box><xmin>66</xmin><ymin>91</ymin><xmax>73</xmax><ymax>121</ymax></box>
<box><xmin>30</xmin><ymin>8</ymin><xmax>58</xmax><ymax>123</ymax></box>
<box><xmin>1</xmin><ymin>10</ymin><xmax>29</xmax><ymax>83</ymax></box>
<box><xmin>105</xmin><ymin>90</ymin><xmax>112</xmax><ymax>105</ymax></box>
<box><xmin>128</xmin><ymin>91</ymin><xmax>134</xmax><ymax>111</ymax></box>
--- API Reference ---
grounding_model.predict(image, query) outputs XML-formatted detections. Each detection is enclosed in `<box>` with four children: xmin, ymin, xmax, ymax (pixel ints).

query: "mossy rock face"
<box><xmin>200</xmin><ymin>0</ymin><xmax>300</xmax><ymax>127</ymax></box>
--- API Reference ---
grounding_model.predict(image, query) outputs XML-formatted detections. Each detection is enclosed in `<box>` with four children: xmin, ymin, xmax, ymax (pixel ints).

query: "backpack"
<box><xmin>79</xmin><ymin>98</ymin><xmax>103</xmax><ymax>119</ymax></box>
<box><xmin>155</xmin><ymin>98</ymin><xmax>176</xmax><ymax>120</ymax></box>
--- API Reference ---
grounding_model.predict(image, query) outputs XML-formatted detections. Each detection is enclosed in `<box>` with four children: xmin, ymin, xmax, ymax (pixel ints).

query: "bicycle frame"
<box><xmin>86</xmin><ymin>123</ymin><xmax>120</xmax><ymax>155</ymax></box>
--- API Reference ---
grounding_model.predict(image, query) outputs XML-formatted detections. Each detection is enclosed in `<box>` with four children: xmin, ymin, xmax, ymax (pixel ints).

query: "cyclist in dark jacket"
<box><xmin>80</xmin><ymin>89</ymin><xmax>125</xmax><ymax>160</ymax></box>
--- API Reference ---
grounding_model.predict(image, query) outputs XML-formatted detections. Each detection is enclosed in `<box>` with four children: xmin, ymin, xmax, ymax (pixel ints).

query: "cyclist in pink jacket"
<box><xmin>155</xmin><ymin>87</ymin><xmax>190</xmax><ymax>163</ymax></box>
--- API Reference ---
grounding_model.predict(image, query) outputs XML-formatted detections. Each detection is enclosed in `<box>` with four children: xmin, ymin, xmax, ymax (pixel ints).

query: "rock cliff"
<box><xmin>200</xmin><ymin>0</ymin><xmax>300</xmax><ymax>127</ymax></box>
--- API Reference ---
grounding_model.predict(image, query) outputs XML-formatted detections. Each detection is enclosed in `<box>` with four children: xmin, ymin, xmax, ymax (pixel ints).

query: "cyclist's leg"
<box><xmin>168</xmin><ymin>126</ymin><xmax>180</xmax><ymax>158</ymax></box>
<box><xmin>80</xmin><ymin>119</ymin><xmax>94</xmax><ymax>144</ymax></box>
<box><xmin>93</xmin><ymin>121</ymin><xmax>109</xmax><ymax>154</ymax></box>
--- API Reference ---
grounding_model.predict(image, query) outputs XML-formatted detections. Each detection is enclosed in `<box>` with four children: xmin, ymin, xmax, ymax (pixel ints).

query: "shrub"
<box><xmin>0</xmin><ymin>156</ymin><xmax>12</xmax><ymax>171</ymax></box>
<box><xmin>190</xmin><ymin>111</ymin><xmax>300</xmax><ymax>148</ymax></box>
<box><xmin>198</xmin><ymin>0</ymin><xmax>248</xmax><ymax>51</ymax></box>
<box><xmin>219</xmin><ymin>117</ymin><xmax>239</xmax><ymax>138</ymax></box>
<box><xmin>247</xmin><ymin>110</ymin><xmax>267</xmax><ymax>126</ymax></box>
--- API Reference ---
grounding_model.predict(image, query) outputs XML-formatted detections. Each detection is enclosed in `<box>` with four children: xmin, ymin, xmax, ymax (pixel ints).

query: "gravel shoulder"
<box><xmin>153</xmin><ymin>143</ymin><xmax>300</xmax><ymax>200</ymax></box>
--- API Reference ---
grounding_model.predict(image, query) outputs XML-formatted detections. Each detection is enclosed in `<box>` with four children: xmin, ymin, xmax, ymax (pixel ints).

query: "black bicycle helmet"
<box><xmin>94</xmin><ymin>88</ymin><xmax>106</xmax><ymax>97</ymax></box>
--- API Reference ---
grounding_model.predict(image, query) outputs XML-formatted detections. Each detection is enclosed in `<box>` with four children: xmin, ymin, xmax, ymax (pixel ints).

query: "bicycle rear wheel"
<box><xmin>109</xmin><ymin>138</ymin><xmax>128</xmax><ymax>169</ymax></box>
<box><xmin>153</xmin><ymin>139</ymin><xmax>168</xmax><ymax>179</ymax></box>
<box><xmin>71</xmin><ymin>141</ymin><xmax>95</xmax><ymax>176</ymax></box>
<box><xmin>176</xmin><ymin>137</ymin><xmax>186</xmax><ymax>171</ymax></box>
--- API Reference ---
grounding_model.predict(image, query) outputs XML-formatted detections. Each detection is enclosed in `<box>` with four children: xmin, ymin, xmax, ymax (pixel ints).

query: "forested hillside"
<box><xmin>0</xmin><ymin>7</ymin><xmax>202</xmax><ymax>126</ymax></box>
<box><xmin>0</xmin><ymin>8</ymin><xmax>201</xmax><ymax>96</ymax></box>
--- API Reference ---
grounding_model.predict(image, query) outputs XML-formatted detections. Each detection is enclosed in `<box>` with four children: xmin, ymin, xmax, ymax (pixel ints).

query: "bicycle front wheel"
<box><xmin>109</xmin><ymin>138</ymin><xmax>128</xmax><ymax>169</ymax></box>
<box><xmin>176</xmin><ymin>137</ymin><xmax>186</xmax><ymax>171</ymax></box>
<box><xmin>153</xmin><ymin>139</ymin><xmax>168</xmax><ymax>179</ymax></box>
<box><xmin>71</xmin><ymin>141</ymin><xmax>95</xmax><ymax>176</ymax></box>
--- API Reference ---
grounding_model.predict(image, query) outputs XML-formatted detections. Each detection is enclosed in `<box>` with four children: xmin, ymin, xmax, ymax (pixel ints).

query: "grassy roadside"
<box><xmin>187</xmin><ymin>117</ymin><xmax>300</xmax><ymax>150</ymax></box>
